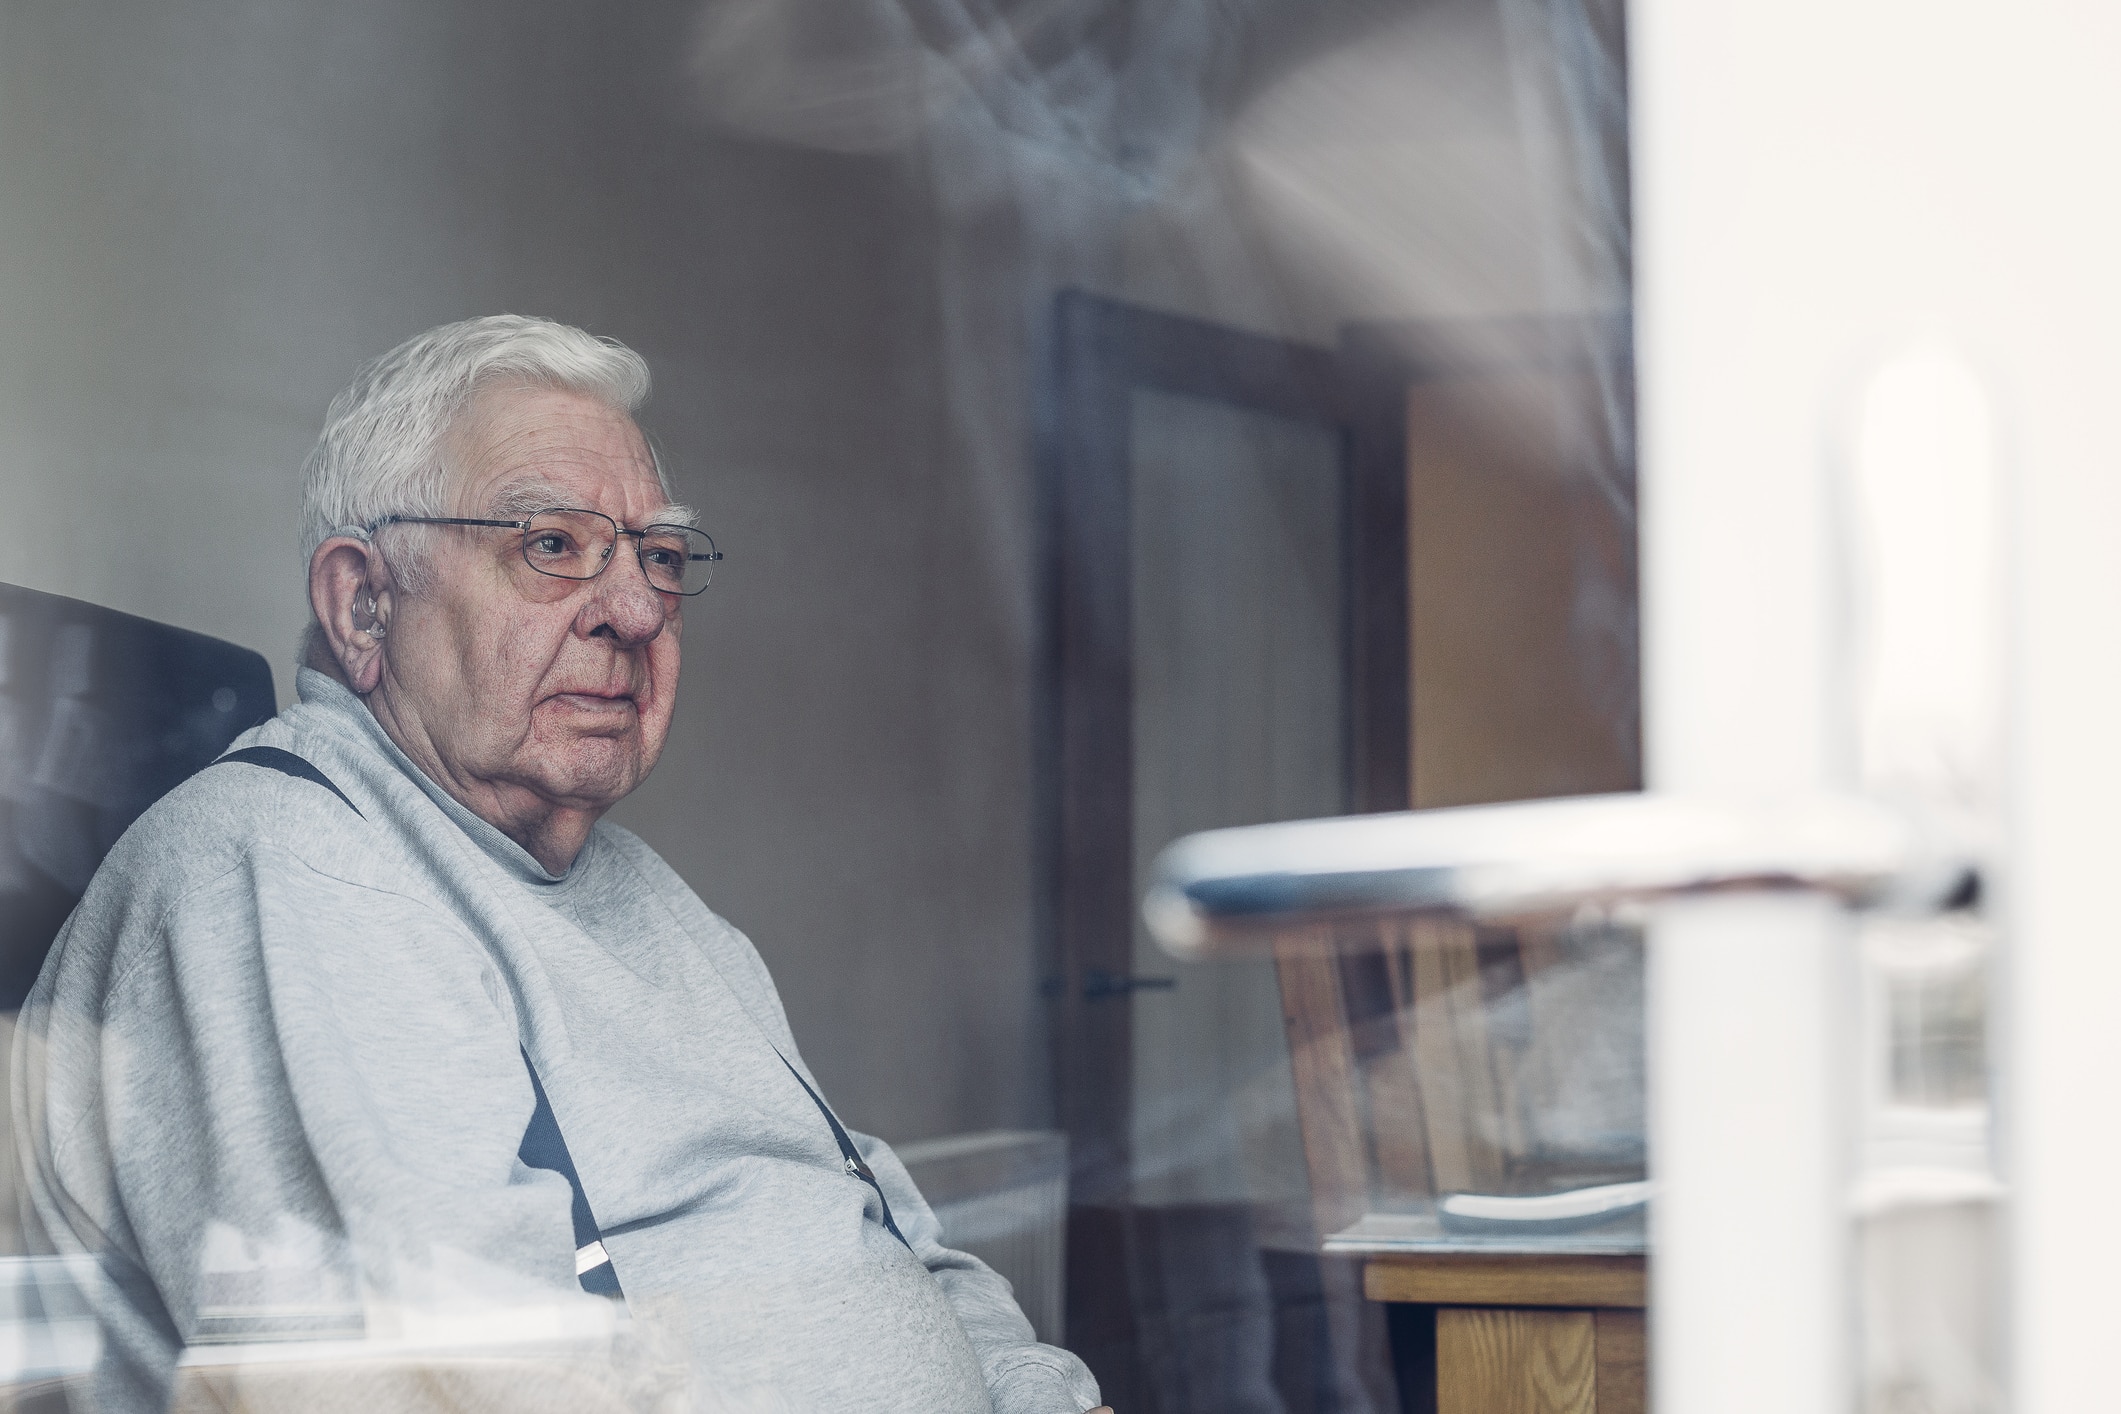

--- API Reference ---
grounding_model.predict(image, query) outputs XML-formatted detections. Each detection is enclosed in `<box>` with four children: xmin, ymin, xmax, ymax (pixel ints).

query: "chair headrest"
<box><xmin>0</xmin><ymin>583</ymin><xmax>275</xmax><ymax>1007</ymax></box>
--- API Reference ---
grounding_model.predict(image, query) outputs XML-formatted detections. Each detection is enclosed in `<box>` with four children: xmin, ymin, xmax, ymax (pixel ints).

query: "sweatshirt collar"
<box><xmin>294</xmin><ymin>668</ymin><xmax>581</xmax><ymax>887</ymax></box>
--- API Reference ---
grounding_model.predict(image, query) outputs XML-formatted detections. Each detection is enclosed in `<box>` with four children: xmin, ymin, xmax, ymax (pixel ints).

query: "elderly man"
<box><xmin>15</xmin><ymin>316</ymin><xmax>1105</xmax><ymax>1414</ymax></box>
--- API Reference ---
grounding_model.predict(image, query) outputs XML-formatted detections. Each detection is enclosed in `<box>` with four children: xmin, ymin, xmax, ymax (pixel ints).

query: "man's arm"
<box><xmin>854</xmin><ymin>1131</ymin><xmax>1106</xmax><ymax>1414</ymax></box>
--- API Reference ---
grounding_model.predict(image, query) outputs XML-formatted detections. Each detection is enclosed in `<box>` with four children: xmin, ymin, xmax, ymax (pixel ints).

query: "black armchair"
<box><xmin>0</xmin><ymin>583</ymin><xmax>275</xmax><ymax>1008</ymax></box>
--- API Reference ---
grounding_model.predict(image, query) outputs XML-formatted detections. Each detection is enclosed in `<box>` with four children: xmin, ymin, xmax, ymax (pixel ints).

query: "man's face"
<box><xmin>375</xmin><ymin>383</ymin><xmax>683</xmax><ymax>821</ymax></box>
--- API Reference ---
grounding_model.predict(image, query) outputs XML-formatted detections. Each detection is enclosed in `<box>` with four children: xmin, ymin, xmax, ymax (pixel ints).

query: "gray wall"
<box><xmin>0</xmin><ymin>0</ymin><xmax>1043</xmax><ymax>1141</ymax></box>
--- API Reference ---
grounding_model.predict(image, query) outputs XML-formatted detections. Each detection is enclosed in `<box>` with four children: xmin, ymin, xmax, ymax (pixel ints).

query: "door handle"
<box><xmin>1081</xmin><ymin>967</ymin><xmax>1177</xmax><ymax>1000</ymax></box>
<box><xmin>1142</xmin><ymin>791</ymin><xmax>1981</xmax><ymax>960</ymax></box>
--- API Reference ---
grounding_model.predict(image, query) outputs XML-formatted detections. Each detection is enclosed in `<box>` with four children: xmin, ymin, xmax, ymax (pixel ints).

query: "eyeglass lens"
<box><xmin>521</xmin><ymin>509</ymin><xmax>717</xmax><ymax>594</ymax></box>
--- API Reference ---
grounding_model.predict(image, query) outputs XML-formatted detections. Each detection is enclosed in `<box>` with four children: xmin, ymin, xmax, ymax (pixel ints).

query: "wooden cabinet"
<box><xmin>1365</xmin><ymin>1253</ymin><xmax>1647</xmax><ymax>1414</ymax></box>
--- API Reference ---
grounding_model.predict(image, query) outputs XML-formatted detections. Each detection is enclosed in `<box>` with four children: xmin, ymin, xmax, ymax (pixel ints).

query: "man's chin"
<box><xmin>522</xmin><ymin>742</ymin><xmax>648</xmax><ymax>810</ymax></box>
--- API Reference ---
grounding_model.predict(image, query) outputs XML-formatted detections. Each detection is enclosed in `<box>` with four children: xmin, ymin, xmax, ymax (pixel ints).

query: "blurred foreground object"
<box><xmin>0</xmin><ymin>1256</ymin><xmax>100</xmax><ymax>1403</ymax></box>
<box><xmin>164</xmin><ymin>1296</ymin><xmax>684</xmax><ymax>1414</ymax></box>
<box><xmin>1145</xmin><ymin>791</ymin><xmax>1980</xmax><ymax>957</ymax></box>
<box><xmin>1620</xmin><ymin>0</ymin><xmax>2121</xmax><ymax>1398</ymax></box>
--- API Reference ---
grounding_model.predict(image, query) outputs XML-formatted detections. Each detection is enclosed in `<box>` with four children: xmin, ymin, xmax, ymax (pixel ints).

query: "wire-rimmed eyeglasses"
<box><xmin>368</xmin><ymin>508</ymin><xmax>722</xmax><ymax>596</ymax></box>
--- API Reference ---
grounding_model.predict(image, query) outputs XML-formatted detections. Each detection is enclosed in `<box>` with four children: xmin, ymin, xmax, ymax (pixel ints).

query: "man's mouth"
<box><xmin>547</xmin><ymin>690</ymin><xmax>639</xmax><ymax>714</ymax></box>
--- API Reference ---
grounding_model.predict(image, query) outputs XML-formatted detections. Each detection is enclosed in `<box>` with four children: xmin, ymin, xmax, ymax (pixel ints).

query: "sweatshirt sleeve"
<box><xmin>852</xmin><ymin>1131</ymin><xmax>1103</xmax><ymax>1414</ymax></box>
<box><xmin>21</xmin><ymin>841</ymin><xmax>596</xmax><ymax>1398</ymax></box>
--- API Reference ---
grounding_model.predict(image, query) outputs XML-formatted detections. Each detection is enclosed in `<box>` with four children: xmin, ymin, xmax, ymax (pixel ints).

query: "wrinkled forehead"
<box><xmin>446</xmin><ymin>380</ymin><xmax>670</xmax><ymax>520</ymax></box>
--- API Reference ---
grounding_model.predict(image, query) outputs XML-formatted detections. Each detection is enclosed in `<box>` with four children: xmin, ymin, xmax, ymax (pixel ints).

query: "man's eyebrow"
<box><xmin>487</xmin><ymin>480</ymin><xmax>569</xmax><ymax>518</ymax></box>
<box><xmin>486</xmin><ymin>480</ymin><xmax>699</xmax><ymax>529</ymax></box>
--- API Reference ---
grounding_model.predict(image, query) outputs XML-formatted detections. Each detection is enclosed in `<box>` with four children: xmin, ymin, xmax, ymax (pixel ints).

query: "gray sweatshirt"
<box><xmin>14</xmin><ymin>669</ymin><xmax>1099</xmax><ymax>1414</ymax></box>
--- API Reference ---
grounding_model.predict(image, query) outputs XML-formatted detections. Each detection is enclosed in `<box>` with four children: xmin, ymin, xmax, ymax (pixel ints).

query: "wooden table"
<box><xmin>1363</xmin><ymin>1252</ymin><xmax>1647</xmax><ymax>1414</ymax></box>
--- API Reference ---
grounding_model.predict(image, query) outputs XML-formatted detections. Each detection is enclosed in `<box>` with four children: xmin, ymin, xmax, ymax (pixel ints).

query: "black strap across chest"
<box><xmin>515</xmin><ymin>1048</ymin><xmax>625</xmax><ymax>1298</ymax></box>
<box><xmin>210</xmin><ymin>745</ymin><xmax>914</xmax><ymax>1299</ymax></box>
<box><xmin>778</xmin><ymin>1055</ymin><xmax>909</xmax><ymax>1248</ymax></box>
<box><xmin>215</xmin><ymin>746</ymin><xmax>363</xmax><ymax>816</ymax></box>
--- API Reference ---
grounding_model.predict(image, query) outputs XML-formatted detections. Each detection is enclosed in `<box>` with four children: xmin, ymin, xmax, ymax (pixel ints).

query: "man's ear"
<box><xmin>308</xmin><ymin>535</ymin><xmax>392</xmax><ymax>695</ymax></box>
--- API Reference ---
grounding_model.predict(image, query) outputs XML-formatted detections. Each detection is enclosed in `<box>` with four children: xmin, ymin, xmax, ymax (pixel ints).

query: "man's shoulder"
<box><xmin>114</xmin><ymin>736</ymin><xmax>372</xmax><ymax>875</ymax></box>
<box><xmin>53</xmin><ymin>728</ymin><xmax>401</xmax><ymax>964</ymax></box>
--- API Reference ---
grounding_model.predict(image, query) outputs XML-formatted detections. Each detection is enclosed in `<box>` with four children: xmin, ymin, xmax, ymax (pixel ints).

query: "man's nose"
<box><xmin>582</xmin><ymin>546</ymin><xmax>670</xmax><ymax>643</ymax></box>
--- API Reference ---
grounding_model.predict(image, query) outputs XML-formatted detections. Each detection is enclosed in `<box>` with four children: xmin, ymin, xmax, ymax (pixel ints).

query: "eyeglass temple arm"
<box><xmin>368</xmin><ymin>516</ymin><xmax>527</xmax><ymax>531</ymax></box>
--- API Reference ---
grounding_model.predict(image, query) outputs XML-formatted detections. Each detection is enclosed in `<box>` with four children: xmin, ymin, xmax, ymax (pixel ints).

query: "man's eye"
<box><xmin>531</xmin><ymin>533</ymin><xmax>571</xmax><ymax>556</ymax></box>
<box><xmin>642</xmin><ymin>546</ymin><xmax>681</xmax><ymax>568</ymax></box>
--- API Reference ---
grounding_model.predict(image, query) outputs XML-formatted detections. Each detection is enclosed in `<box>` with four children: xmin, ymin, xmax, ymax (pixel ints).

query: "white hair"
<box><xmin>299</xmin><ymin>314</ymin><xmax>662</xmax><ymax>581</ymax></box>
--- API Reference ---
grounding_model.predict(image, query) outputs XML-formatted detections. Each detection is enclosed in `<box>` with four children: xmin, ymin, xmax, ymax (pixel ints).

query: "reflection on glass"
<box><xmin>1856</xmin><ymin>916</ymin><xmax>2001</xmax><ymax>1414</ymax></box>
<box><xmin>1315</xmin><ymin>913</ymin><xmax>1646</xmax><ymax>1256</ymax></box>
